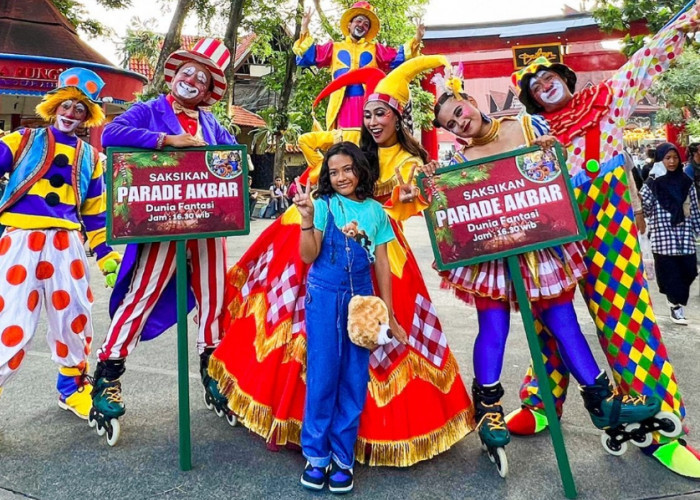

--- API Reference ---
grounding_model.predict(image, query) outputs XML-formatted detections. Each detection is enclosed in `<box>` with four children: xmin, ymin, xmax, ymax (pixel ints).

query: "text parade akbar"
<box><xmin>116</xmin><ymin>181</ymin><xmax>239</xmax><ymax>203</ymax></box>
<box><xmin>435</xmin><ymin>184</ymin><xmax>563</xmax><ymax>228</ymax></box>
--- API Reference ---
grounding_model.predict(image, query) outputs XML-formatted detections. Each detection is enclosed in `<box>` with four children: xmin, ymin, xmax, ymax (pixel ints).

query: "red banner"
<box><xmin>420</xmin><ymin>146</ymin><xmax>584</xmax><ymax>269</ymax></box>
<box><xmin>107</xmin><ymin>146</ymin><xmax>249</xmax><ymax>243</ymax></box>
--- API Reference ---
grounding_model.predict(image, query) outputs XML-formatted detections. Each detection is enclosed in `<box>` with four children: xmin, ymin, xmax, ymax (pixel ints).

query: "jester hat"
<box><xmin>366</xmin><ymin>54</ymin><xmax>449</xmax><ymax>114</ymax></box>
<box><xmin>340</xmin><ymin>2</ymin><xmax>381</xmax><ymax>41</ymax></box>
<box><xmin>511</xmin><ymin>56</ymin><xmax>577</xmax><ymax>114</ymax></box>
<box><xmin>36</xmin><ymin>67</ymin><xmax>106</xmax><ymax>128</ymax></box>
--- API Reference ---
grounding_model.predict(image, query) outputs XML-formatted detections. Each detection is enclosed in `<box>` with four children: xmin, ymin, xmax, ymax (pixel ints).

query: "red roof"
<box><xmin>128</xmin><ymin>34</ymin><xmax>256</xmax><ymax>81</ymax></box>
<box><xmin>231</xmin><ymin>105</ymin><xmax>265</xmax><ymax>128</ymax></box>
<box><xmin>0</xmin><ymin>0</ymin><xmax>114</xmax><ymax>65</ymax></box>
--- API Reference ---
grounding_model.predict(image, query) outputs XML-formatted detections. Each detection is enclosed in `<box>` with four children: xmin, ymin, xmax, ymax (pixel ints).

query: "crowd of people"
<box><xmin>2</xmin><ymin>0</ymin><xmax>700</xmax><ymax>496</ymax></box>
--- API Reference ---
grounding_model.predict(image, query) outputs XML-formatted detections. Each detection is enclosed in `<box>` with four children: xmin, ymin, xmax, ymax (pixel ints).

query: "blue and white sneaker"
<box><xmin>300</xmin><ymin>462</ymin><xmax>327</xmax><ymax>491</ymax></box>
<box><xmin>328</xmin><ymin>461</ymin><xmax>353</xmax><ymax>494</ymax></box>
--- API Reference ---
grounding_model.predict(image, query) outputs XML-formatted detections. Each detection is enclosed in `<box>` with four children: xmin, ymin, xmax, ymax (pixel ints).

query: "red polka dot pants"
<box><xmin>0</xmin><ymin>228</ymin><xmax>93</xmax><ymax>388</ymax></box>
<box><xmin>98</xmin><ymin>238</ymin><xmax>226</xmax><ymax>360</ymax></box>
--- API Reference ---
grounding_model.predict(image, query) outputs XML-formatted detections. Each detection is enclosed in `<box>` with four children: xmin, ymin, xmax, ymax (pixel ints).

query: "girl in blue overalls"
<box><xmin>293</xmin><ymin>141</ymin><xmax>405</xmax><ymax>494</ymax></box>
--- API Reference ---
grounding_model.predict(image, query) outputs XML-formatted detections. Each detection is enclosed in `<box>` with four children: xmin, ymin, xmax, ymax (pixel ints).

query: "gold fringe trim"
<box><xmin>245</xmin><ymin>293</ymin><xmax>293</xmax><ymax>363</ymax></box>
<box><xmin>210</xmin><ymin>356</ymin><xmax>474</xmax><ymax>467</ymax></box>
<box><xmin>228</xmin><ymin>265</ymin><xmax>248</xmax><ymax>290</ymax></box>
<box><xmin>209</xmin><ymin>356</ymin><xmax>275</xmax><ymax>440</ymax></box>
<box><xmin>374</xmin><ymin>176</ymin><xmax>399</xmax><ymax>198</ymax></box>
<box><xmin>369</xmin><ymin>351</ymin><xmax>460</xmax><ymax>408</ymax></box>
<box><xmin>355</xmin><ymin>408</ymin><xmax>475</xmax><ymax>467</ymax></box>
<box><xmin>283</xmin><ymin>333</ymin><xmax>308</xmax><ymax>380</ymax></box>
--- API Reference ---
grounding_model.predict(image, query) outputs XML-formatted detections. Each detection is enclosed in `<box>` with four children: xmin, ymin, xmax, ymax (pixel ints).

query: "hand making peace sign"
<box><xmin>395</xmin><ymin>165</ymin><xmax>420</xmax><ymax>203</ymax></box>
<box><xmin>293</xmin><ymin>177</ymin><xmax>314</xmax><ymax>221</ymax></box>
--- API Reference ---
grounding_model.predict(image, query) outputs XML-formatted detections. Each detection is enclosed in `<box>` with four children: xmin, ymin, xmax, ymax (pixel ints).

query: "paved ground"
<box><xmin>1</xmin><ymin>217</ymin><xmax>700</xmax><ymax>500</ymax></box>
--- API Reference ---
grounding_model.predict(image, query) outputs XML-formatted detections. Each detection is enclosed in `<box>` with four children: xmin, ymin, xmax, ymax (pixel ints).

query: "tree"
<box><xmin>591</xmin><ymin>0</ymin><xmax>690</xmax><ymax>55</ymax></box>
<box><xmin>650</xmin><ymin>49</ymin><xmax>700</xmax><ymax>138</ymax></box>
<box><xmin>51</xmin><ymin>0</ymin><xmax>132</xmax><ymax>38</ymax></box>
<box><xmin>151</xmin><ymin>0</ymin><xmax>196</xmax><ymax>94</ymax></box>
<box><xmin>222</xmin><ymin>0</ymin><xmax>247</xmax><ymax>108</ymax></box>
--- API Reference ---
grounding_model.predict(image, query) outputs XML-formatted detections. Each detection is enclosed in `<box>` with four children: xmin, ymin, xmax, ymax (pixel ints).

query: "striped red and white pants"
<box><xmin>98</xmin><ymin>238</ymin><xmax>226</xmax><ymax>361</ymax></box>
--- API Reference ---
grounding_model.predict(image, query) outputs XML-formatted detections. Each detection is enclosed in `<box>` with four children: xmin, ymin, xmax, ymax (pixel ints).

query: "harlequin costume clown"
<box><xmin>0</xmin><ymin>67</ymin><xmax>119</xmax><ymax>419</ymax></box>
<box><xmin>293</xmin><ymin>1</ymin><xmax>423</xmax><ymax>130</ymax></box>
<box><xmin>91</xmin><ymin>38</ymin><xmax>237</xmax><ymax>427</ymax></box>
<box><xmin>208</xmin><ymin>56</ymin><xmax>474</xmax><ymax>467</ymax></box>
<box><xmin>509</xmin><ymin>2</ymin><xmax>700</xmax><ymax>477</ymax></box>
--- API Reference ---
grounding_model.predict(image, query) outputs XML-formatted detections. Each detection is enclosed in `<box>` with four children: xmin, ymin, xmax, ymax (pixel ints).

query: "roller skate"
<box><xmin>472</xmin><ymin>380</ymin><xmax>510</xmax><ymax>478</ymax></box>
<box><xmin>580</xmin><ymin>372</ymin><xmax>682</xmax><ymax>456</ymax></box>
<box><xmin>57</xmin><ymin>364</ymin><xmax>92</xmax><ymax>420</ymax></box>
<box><xmin>88</xmin><ymin>359</ymin><xmax>126</xmax><ymax>446</ymax></box>
<box><xmin>201</xmin><ymin>348</ymin><xmax>237</xmax><ymax>427</ymax></box>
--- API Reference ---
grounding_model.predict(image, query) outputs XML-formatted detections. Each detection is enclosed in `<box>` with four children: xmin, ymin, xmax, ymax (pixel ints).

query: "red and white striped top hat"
<box><xmin>164</xmin><ymin>38</ymin><xmax>231</xmax><ymax>106</ymax></box>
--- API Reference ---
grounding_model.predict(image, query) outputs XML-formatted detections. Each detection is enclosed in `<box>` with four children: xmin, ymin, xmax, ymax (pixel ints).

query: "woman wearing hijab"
<box><xmin>640</xmin><ymin>142</ymin><xmax>700</xmax><ymax>324</ymax></box>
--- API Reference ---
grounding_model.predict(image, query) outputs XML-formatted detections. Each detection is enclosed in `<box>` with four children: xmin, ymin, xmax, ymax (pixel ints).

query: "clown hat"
<box><xmin>164</xmin><ymin>37</ymin><xmax>231</xmax><ymax>106</ymax></box>
<box><xmin>340</xmin><ymin>2</ymin><xmax>381</xmax><ymax>41</ymax></box>
<box><xmin>367</xmin><ymin>55</ymin><xmax>448</xmax><ymax>114</ymax></box>
<box><xmin>36</xmin><ymin>67</ymin><xmax>105</xmax><ymax>128</ymax></box>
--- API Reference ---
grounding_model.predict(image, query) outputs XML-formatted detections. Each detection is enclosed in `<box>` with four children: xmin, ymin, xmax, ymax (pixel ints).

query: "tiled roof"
<box><xmin>231</xmin><ymin>105</ymin><xmax>265</xmax><ymax>127</ymax></box>
<box><xmin>128</xmin><ymin>33</ymin><xmax>256</xmax><ymax>81</ymax></box>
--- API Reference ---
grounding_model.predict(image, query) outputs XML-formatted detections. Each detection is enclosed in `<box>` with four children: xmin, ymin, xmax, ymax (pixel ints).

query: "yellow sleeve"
<box><xmin>298</xmin><ymin>129</ymin><xmax>362</xmax><ymax>184</ymax></box>
<box><xmin>293</xmin><ymin>32</ymin><xmax>315</xmax><ymax>57</ymax></box>
<box><xmin>383</xmin><ymin>158</ymin><xmax>429</xmax><ymax>222</ymax></box>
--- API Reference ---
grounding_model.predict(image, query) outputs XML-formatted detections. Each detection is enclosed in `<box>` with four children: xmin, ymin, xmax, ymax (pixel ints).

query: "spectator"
<box><xmin>642</xmin><ymin>146</ymin><xmax>656</xmax><ymax>180</ymax></box>
<box><xmin>684</xmin><ymin>142</ymin><xmax>700</xmax><ymax>200</ymax></box>
<box><xmin>248</xmin><ymin>177</ymin><xmax>258</xmax><ymax>220</ymax></box>
<box><xmin>268</xmin><ymin>176</ymin><xmax>287</xmax><ymax>218</ymax></box>
<box><xmin>640</xmin><ymin>142</ymin><xmax>700</xmax><ymax>325</ymax></box>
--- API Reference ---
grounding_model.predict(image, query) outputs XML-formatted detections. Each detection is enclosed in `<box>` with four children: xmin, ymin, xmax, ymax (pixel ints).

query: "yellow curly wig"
<box><xmin>36</xmin><ymin>87</ymin><xmax>105</xmax><ymax>128</ymax></box>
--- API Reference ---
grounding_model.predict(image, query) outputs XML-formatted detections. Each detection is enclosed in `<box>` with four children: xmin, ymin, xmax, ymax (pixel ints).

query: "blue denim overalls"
<box><xmin>301</xmin><ymin>197</ymin><xmax>373</xmax><ymax>470</ymax></box>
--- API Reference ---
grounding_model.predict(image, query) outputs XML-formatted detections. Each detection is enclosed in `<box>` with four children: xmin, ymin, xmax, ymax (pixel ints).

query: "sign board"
<box><xmin>512</xmin><ymin>43</ymin><xmax>563</xmax><ymax>69</ymax></box>
<box><xmin>106</xmin><ymin>145</ymin><xmax>249</xmax><ymax>244</ymax></box>
<box><xmin>418</xmin><ymin>145</ymin><xmax>585</xmax><ymax>271</ymax></box>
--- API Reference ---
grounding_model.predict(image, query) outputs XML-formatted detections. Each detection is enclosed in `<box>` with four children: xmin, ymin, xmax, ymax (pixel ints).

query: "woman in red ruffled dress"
<box><xmin>209</xmin><ymin>56</ymin><xmax>473</xmax><ymax>466</ymax></box>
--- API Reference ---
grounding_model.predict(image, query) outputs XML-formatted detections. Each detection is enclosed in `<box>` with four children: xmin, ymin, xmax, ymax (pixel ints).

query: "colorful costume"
<box><xmin>293</xmin><ymin>1</ymin><xmax>420</xmax><ymax>129</ymax></box>
<box><xmin>511</xmin><ymin>5</ymin><xmax>700</xmax><ymax>477</ymax></box>
<box><xmin>90</xmin><ymin>39</ymin><xmax>237</xmax><ymax>444</ymax></box>
<box><xmin>0</xmin><ymin>68</ymin><xmax>118</xmax><ymax>419</ymax></box>
<box><xmin>210</xmin><ymin>58</ymin><xmax>473</xmax><ymax>467</ymax></box>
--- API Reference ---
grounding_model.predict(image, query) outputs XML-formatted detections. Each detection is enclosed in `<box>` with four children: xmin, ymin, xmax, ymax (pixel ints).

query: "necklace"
<box><xmin>471</xmin><ymin>118</ymin><xmax>501</xmax><ymax>146</ymax></box>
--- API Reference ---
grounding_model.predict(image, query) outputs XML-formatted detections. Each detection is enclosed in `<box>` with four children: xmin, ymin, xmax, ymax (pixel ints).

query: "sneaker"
<box><xmin>670</xmin><ymin>305</ymin><xmax>688</xmax><ymax>325</ymax></box>
<box><xmin>328</xmin><ymin>461</ymin><xmax>353</xmax><ymax>494</ymax></box>
<box><xmin>300</xmin><ymin>462</ymin><xmax>327</xmax><ymax>491</ymax></box>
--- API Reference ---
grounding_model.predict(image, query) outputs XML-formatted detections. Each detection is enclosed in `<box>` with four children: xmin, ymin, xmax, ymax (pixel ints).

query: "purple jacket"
<box><xmin>104</xmin><ymin>94</ymin><xmax>237</xmax><ymax>340</ymax></box>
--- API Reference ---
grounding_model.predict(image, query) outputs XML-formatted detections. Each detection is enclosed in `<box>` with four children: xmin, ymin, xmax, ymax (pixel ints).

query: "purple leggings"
<box><xmin>473</xmin><ymin>291</ymin><xmax>600</xmax><ymax>386</ymax></box>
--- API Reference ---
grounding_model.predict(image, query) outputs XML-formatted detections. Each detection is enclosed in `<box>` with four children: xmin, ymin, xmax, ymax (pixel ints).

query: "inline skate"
<box><xmin>473</xmin><ymin>380</ymin><xmax>510</xmax><ymax>477</ymax></box>
<box><xmin>201</xmin><ymin>348</ymin><xmax>237</xmax><ymax>426</ymax></box>
<box><xmin>88</xmin><ymin>359</ymin><xmax>126</xmax><ymax>446</ymax></box>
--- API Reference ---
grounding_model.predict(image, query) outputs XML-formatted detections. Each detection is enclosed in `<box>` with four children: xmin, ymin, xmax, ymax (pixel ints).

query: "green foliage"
<box><xmin>250</xmin><ymin>107</ymin><xmax>304</xmax><ymax>153</ymax></box>
<box><xmin>211</xmin><ymin>100</ymin><xmax>242</xmax><ymax>136</ymax></box>
<box><xmin>591</xmin><ymin>0</ymin><xmax>688</xmax><ymax>56</ymax></box>
<box><xmin>650</xmin><ymin>48</ymin><xmax>700</xmax><ymax>137</ymax></box>
<box><xmin>410</xmin><ymin>82</ymin><xmax>435</xmax><ymax>131</ymax></box>
<box><xmin>117</xmin><ymin>18</ymin><xmax>161</xmax><ymax>68</ymax></box>
<box><xmin>125</xmin><ymin>152</ymin><xmax>183</xmax><ymax>168</ymax></box>
<box><xmin>51</xmin><ymin>0</ymin><xmax>131</xmax><ymax>38</ymax></box>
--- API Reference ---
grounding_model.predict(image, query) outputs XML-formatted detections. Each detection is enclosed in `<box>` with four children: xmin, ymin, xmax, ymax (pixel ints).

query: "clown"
<box><xmin>0</xmin><ymin>67</ymin><xmax>120</xmax><ymax>420</ymax></box>
<box><xmin>510</xmin><ymin>2</ymin><xmax>700</xmax><ymax>478</ymax></box>
<box><xmin>294</xmin><ymin>1</ymin><xmax>424</xmax><ymax>129</ymax></box>
<box><xmin>90</xmin><ymin>38</ymin><xmax>237</xmax><ymax>444</ymax></box>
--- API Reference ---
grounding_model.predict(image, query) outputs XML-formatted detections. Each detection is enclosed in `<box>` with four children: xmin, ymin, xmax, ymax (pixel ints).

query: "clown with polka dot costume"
<box><xmin>0</xmin><ymin>67</ymin><xmax>120</xmax><ymax>420</ymax></box>
<box><xmin>509</xmin><ymin>2</ymin><xmax>700</xmax><ymax>478</ymax></box>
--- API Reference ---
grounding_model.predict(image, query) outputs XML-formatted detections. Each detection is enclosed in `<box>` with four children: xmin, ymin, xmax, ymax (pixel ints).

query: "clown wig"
<box><xmin>36</xmin><ymin>87</ymin><xmax>105</xmax><ymax>128</ymax></box>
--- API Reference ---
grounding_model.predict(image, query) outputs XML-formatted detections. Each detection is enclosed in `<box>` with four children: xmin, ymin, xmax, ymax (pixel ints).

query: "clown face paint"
<box><xmin>436</xmin><ymin>97</ymin><xmax>486</xmax><ymax>139</ymax></box>
<box><xmin>528</xmin><ymin>70</ymin><xmax>572</xmax><ymax>112</ymax></box>
<box><xmin>170</xmin><ymin>62</ymin><xmax>212</xmax><ymax>108</ymax></box>
<box><xmin>349</xmin><ymin>15</ymin><xmax>371</xmax><ymax>40</ymax></box>
<box><xmin>55</xmin><ymin>100</ymin><xmax>87</xmax><ymax>134</ymax></box>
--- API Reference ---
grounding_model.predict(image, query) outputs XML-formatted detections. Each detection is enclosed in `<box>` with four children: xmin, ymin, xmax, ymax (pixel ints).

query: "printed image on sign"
<box><xmin>107</xmin><ymin>145</ymin><xmax>249</xmax><ymax>244</ymax></box>
<box><xmin>420</xmin><ymin>145</ymin><xmax>584</xmax><ymax>270</ymax></box>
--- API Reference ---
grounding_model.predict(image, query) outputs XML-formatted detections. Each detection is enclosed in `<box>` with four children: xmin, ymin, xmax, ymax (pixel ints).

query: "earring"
<box><xmin>395</xmin><ymin>121</ymin><xmax>400</xmax><ymax>131</ymax></box>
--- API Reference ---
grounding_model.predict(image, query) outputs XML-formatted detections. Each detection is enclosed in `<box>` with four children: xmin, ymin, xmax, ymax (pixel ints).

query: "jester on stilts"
<box><xmin>505</xmin><ymin>2</ymin><xmax>700</xmax><ymax>477</ymax></box>
<box><xmin>208</xmin><ymin>56</ymin><xmax>474</xmax><ymax>467</ymax></box>
<box><xmin>293</xmin><ymin>1</ymin><xmax>424</xmax><ymax>130</ymax></box>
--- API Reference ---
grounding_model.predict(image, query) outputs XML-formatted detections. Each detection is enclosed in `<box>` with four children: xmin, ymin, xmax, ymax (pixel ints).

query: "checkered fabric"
<box><xmin>640</xmin><ymin>183</ymin><xmax>700</xmax><ymax>255</ymax></box>
<box><xmin>409</xmin><ymin>294</ymin><xmax>447</xmax><ymax>367</ymax></box>
<box><xmin>241</xmin><ymin>244</ymin><xmax>274</xmax><ymax>299</ymax></box>
<box><xmin>266</xmin><ymin>263</ymin><xmax>300</xmax><ymax>325</ymax></box>
<box><xmin>519</xmin><ymin>166</ymin><xmax>685</xmax><ymax>420</ymax></box>
<box><xmin>291</xmin><ymin>285</ymin><xmax>306</xmax><ymax>335</ymax></box>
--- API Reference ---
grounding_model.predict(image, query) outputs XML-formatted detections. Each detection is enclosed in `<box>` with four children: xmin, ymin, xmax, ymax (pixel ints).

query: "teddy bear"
<box><xmin>347</xmin><ymin>295</ymin><xmax>394</xmax><ymax>350</ymax></box>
